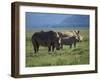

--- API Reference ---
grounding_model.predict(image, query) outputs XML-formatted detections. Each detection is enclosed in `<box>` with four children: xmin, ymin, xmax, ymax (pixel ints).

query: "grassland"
<box><xmin>26</xmin><ymin>28</ymin><xmax>89</xmax><ymax>67</ymax></box>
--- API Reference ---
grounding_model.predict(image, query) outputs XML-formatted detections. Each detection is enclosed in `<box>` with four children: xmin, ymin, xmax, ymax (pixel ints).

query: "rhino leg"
<box><xmin>70</xmin><ymin>44</ymin><xmax>72</xmax><ymax>48</ymax></box>
<box><xmin>48</xmin><ymin>46</ymin><xmax>51</xmax><ymax>52</ymax></box>
<box><xmin>32</xmin><ymin>40</ymin><xmax>38</xmax><ymax>53</ymax></box>
<box><xmin>33</xmin><ymin>43</ymin><xmax>37</xmax><ymax>53</ymax></box>
<box><xmin>74</xmin><ymin>42</ymin><xmax>76</xmax><ymax>48</ymax></box>
<box><xmin>52</xmin><ymin>45</ymin><xmax>55</xmax><ymax>52</ymax></box>
<box><xmin>32</xmin><ymin>42</ymin><xmax>37</xmax><ymax>53</ymax></box>
<box><xmin>60</xmin><ymin>44</ymin><xmax>63</xmax><ymax>49</ymax></box>
<box><xmin>36</xmin><ymin>44</ymin><xmax>39</xmax><ymax>53</ymax></box>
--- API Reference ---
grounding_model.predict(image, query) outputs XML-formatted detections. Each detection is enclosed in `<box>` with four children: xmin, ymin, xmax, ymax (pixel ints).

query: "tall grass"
<box><xmin>26</xmin><ymin>29</ymin><xmax>89</xmax><ymax>67</ymax></box>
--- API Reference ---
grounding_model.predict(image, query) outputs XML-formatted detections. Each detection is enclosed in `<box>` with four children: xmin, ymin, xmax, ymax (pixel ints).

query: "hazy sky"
<box><xmin>25</xmin><ymin>12</ymin><xmax>89</xmax><ymax>29</ymax></box>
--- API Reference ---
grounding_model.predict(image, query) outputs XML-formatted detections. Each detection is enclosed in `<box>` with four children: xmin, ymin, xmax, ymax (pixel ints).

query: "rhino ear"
<box><xmin>77</xmin><ymin>30</ymin><xmax>80</xmax><ymax>34</ymax></box>
<box><xmin>73</xmin><ymin>30</ymin><xmax>76</xmax><ymax>35</ymax></box>
<box><xmin>58</xmin><ymin>32</ymin><xmax>63</xmax><ymax>37</ymax></box>
<box><xmin>75</xmin><ymin>30</ymin><xmax>80</xmax><ymax>34</ymax></box>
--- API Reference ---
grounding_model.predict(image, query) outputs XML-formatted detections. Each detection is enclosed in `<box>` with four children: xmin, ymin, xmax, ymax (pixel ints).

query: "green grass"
<box><xmin>26</xmin><ymin>29</ymin><xmax>89</xmax><ymax>67</ymax></box>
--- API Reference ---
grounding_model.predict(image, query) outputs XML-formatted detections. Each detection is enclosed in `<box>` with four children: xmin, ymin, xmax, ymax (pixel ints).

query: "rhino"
<box><xmin>31</xmin><ymin>31</ymin><xmax>61</xmax><ymax>53</ymax></box>
<box><xmin>58</xmin><ymin>30</ymin><xmax>83</xmax><ymax>48</ymax></box>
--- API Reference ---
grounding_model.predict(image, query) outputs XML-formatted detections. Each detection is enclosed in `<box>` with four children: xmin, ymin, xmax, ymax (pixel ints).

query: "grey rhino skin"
<box><xmin>58</xmin><ymin>30</ymin><xmax>82</xmax><ymax>48</ymax></box>
<box><xmin>32</xmin><ymin>31</ymin><xmax>61</xmax><ymax>53</ymax></box>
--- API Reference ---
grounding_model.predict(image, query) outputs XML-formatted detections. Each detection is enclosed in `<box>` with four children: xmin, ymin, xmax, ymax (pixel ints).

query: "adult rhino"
<box><xmin>58</xmin><ymin>30</ymin><xmax>83</xmax><ymax>41</ymax></box>
<box><xmin>58</xmin><ymin>30</ymin><xmax>83</xmax><ymax>48</ymax></box>
<box><xmin>32</xmin><ymin>31</ymin><xmax>61</xmax><ymax>53</ymax></box>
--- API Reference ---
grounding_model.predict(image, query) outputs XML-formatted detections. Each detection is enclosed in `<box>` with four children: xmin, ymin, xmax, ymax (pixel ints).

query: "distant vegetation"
<box><xmin>26</xmin><ymin>28</ymin><xmax>89</xmax><ymax>67</ymax></box>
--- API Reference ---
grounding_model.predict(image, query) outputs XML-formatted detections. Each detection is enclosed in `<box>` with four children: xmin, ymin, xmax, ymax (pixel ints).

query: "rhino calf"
<box><xmin>61</xmin><ymin>36</ymin><xmax>80</xmax><ymax>49</ymax></box>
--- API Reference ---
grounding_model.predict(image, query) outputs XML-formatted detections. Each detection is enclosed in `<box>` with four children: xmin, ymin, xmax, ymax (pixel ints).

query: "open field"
<box><xmin>26</xmin><ymin>28</ymin><xmax>89</xmax><ymax>67</ymax></box>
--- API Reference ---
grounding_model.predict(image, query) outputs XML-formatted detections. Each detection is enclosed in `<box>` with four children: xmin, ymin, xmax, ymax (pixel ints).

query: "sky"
<box><xmin>25</xmin><ymin>12</ymin><xmax>89</xmax><ymax>29</ymax></box>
